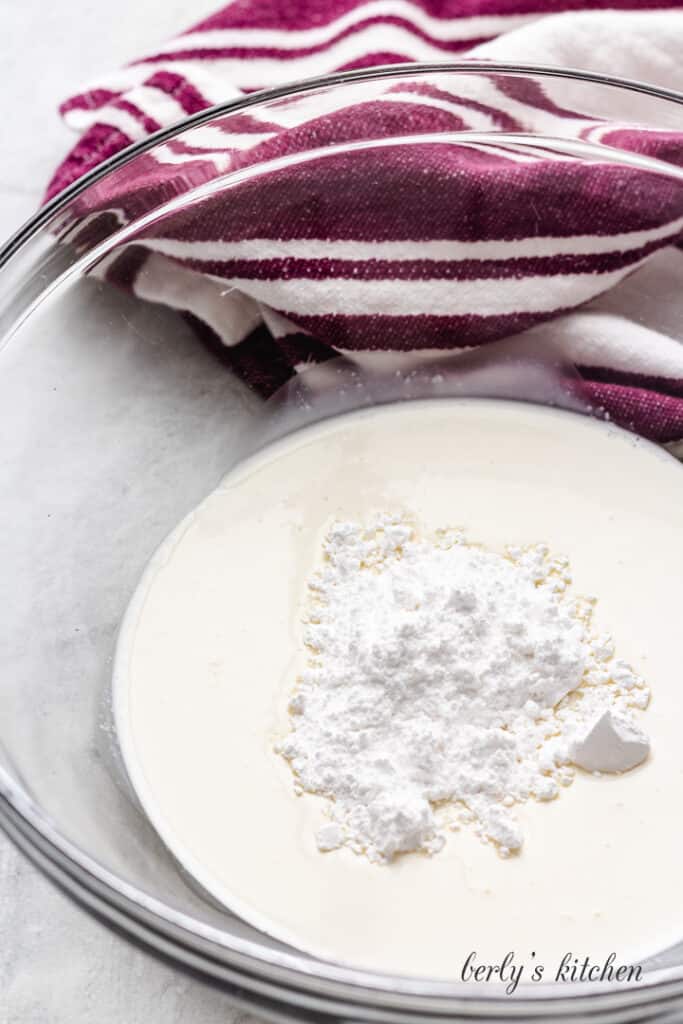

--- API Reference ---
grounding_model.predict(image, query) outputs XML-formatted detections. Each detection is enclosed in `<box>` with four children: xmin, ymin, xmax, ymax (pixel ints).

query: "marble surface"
<box><xmin>0</xmin><ymin>3</ymin><xmax>263</xmax><ymax>1021</ymax></box>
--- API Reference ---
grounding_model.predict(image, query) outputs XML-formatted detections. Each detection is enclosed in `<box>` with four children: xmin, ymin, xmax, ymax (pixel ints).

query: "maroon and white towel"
<box><xmin>49</xmin><ymin>2</ymin><xmax>683</xmax><ymax>441</ymax></box>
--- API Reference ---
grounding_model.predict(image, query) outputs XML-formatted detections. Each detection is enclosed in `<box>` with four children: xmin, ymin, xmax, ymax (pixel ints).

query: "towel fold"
<box><xmin>49</xmin><ymin>2</ymin><xmax>683</xmax><ymax>441</ymax></box>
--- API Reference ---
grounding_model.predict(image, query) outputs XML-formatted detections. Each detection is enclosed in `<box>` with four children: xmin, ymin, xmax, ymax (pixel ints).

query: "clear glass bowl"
<box><xmin>2</xmin><ymin>63</ymin><xmax>683</xmax><ymax>1022</ymax></box>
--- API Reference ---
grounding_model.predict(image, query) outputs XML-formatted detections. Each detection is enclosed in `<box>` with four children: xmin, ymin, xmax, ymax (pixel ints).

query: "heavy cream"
<box><xmin>114</xmin><ymin>398</ymin><xmax>683</xmax><ymax>979</ymax></box>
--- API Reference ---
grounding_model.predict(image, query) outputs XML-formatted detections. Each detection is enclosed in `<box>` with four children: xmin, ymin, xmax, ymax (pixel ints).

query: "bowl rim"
<box><xmin>2</xmin><ymin>59</ymin><xmax>683</xmax><ymax>1014</ymax></box>
<box><xmin>3</xmin><ymin>57</ymin><xmax>683</xmax><ymax>267</ymax></box>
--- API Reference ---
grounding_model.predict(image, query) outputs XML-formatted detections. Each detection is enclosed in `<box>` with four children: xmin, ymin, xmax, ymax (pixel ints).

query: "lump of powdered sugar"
<box><xmin>569</xmin><ymin>709</ymin><xmax>650</xmax><ymax>773</ymax></box>
<box><xmin>276</xmin><ymin>515</ymin><xmax>651</xmax><ymax>862</ymax></box>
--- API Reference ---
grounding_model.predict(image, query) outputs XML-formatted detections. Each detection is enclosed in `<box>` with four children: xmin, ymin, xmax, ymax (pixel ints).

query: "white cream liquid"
<box><xmin>114</xmin><ymin>399</ymin><xmax>683</xmax><ymax>979</ymax></box>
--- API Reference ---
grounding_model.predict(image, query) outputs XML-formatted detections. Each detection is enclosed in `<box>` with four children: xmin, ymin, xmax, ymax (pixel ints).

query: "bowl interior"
<box><xmin>2</xmin><ymin>64</ymin><xmax>683</xmax><ymax>1013</ymax></box>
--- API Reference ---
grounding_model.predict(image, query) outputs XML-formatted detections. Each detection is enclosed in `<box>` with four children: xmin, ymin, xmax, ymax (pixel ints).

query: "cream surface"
<box><xmin>114</xmin><ymin>399</ymin><xmax>683</xmax><ymax>979</ymax></box>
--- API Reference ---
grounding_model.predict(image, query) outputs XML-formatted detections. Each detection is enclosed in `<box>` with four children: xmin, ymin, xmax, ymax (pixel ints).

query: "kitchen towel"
<box><xmin>48</xmin><ymin>1</ymin><xmax>683</xmax><ymax>440</ymax></box>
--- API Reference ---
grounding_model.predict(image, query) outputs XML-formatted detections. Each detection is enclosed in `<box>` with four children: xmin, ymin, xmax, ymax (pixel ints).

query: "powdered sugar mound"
<box><xmin>277</xmin><ymin>515</ymin><xmax>650</xmax><ymax>862</ymax></box>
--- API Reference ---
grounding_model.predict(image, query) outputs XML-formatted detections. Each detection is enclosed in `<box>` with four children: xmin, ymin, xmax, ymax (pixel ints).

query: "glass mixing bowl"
<box><xmin>2</xmin><ymin>63</ymin><xmax>683</xmax><ymax>1022</ymax></box>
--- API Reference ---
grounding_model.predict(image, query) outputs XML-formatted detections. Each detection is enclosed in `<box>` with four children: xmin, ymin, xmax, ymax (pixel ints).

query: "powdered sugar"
<box><xmin>276</xmin><ymin>515</ymin><xmax>650</xmax><ymax>862</ymax></box>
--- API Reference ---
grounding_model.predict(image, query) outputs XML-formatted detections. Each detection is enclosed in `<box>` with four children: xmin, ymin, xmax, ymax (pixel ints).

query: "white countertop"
<box><xmin>0</xmin><ymin>4</ymin><xmax>265</xmax><ymax>1020</ymax></box>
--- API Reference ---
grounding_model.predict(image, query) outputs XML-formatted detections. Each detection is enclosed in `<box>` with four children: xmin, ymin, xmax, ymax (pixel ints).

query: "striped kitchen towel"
<box><xmin>49</xmin><ymin>2</ymin><xmax>683</xmax><ymax>441</ymax></box>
